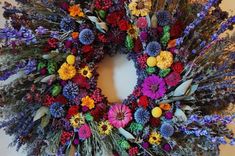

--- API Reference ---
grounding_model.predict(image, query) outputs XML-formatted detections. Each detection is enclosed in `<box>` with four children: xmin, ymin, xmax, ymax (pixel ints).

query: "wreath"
<box><xmin>0</xmin><ymin>0</ymin><xmax>235</xmax><ymax>156</ymax></box>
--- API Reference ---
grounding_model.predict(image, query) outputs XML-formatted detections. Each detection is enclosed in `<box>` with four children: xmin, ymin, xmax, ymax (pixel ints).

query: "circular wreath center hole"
<box><xmin>97</xmin><ymin>54</ymin><xmax>137</xmax><ymax>103</ymax></box>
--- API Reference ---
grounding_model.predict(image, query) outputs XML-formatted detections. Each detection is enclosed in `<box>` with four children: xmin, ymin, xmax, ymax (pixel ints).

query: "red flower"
<box><xmin>149</xmin><ymin>117</ymin><xmax>161</xmax><ymax>127</ymax></box>
<box><xmin>60</xmin><ymin>131</ymin><xmax>74</xmax><ymax>145</ymax></box>
<box><xmin>72</xmin><ymin>74</ymin><xmax>90</xmax><ymax>89</ymax></box>
<box><xmin>90</xmin><ymin>103</ymin><xmax>107</xmax><ymax>122</ymax></box>
<box><xmin>165</xmin><ymin>72</ymin><xmax>181</xmax><ymax>87</ymax></box>
<box><xmin>118</xmin><ymin>19</ymin><xmax>129</xmax><ymax>31</ymax></box>
<box><xmin>81</xmin><ymin>45</ymin><xmax>94</xmax><ymax>53</ymax></box>
<box><xmin>129</xmin><ymin>147</ymin><xmax>139</xmax><ymax>156</ymax></box>
<box><xmin>98</xmin><ymin>33</ymin><xmax>108</xmax><ymax>43</ymax></box>
<box><xmin>66</xmin><ymin>105</ymin><xmax>79</xmax><ymax>119</ymax></box>
<box><xmin>54</xmin><ymin>95</ymin><xmax>67</xmax><ymax>105</ymax></box>
<box><xmin>170</xmin><ymin>20</ymin><xmax>184</xmax><ymax>39</ymax></box>
<box><xmin>47</xmin><ymin>38</ymin><xmax>58</xmax><ymax>49</ymax></box>
<box><xmin>95</xmin><ymin>0</ymin><xmax>113</xmax><ymax>10</ymax></box>
<box><xmin>133</xmin><ymin>37</ymin><xmax>143</xmax><ymax>53</ymax></box>
<box><xmin>172</xmin><ymin>61</ymin><xmax>184</xmax><ymax>73</ymax></box>
<box><xmin>138</xmin><ymin>96</ymin><xmax>149</xmax><ymax>109</ymax></box>
<box><xmin>91</xmin><ymin>88</ymin><xmax>104</xmax><ymax>103</ymax></box>
<box><xmin>43</xmin><ymin>94</ymin><xmax>55</xmax><ymax>107</ymax></box>
<box><xmin>106</xmin><ymin>11</ymin><xmax>124</xmax><ymax>27</ymax></box>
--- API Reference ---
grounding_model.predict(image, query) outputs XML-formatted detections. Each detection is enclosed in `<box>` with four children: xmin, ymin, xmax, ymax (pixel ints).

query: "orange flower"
<box><xmin>81</xmin><ymin>96</ymin><xmax>95</xmax><ymax>109</ymax></box>
<box><xmin>72</xmin><ymin>32</ymin><xmax>79</xmax><ymax>39</ymax></box>
<box><xmin>159</xmin><ymin>103</ymin><xmax>171</xmax><ymax>111</ymax></box>
<box><xmin>69</xmin><ymin>5</ymin><xmax>84</xmax><ymax>17</ymax></box>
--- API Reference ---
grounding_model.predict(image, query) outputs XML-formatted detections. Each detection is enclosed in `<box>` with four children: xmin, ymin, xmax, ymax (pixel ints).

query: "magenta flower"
<box><xmin>142</xmin><ymin>75</ymin><xmax>166</xmax><ymax>99</ymax></box>
<box><xmin>108</xmin><ymin>104</ymin><xmax>132</xmax><ymax>128</ymax></box>
<box><xmin>78</xmin><ymin>124</ymin><xmax>92</xmax><ymax>140</ymax></box>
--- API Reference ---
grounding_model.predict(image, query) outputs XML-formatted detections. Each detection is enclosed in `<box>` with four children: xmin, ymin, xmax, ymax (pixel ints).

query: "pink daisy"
<box><xmin>108</xmin><ymin>104</ymin><xmax>132</xmax><ymax>128</ymax></box>
<box><xmin>78</xmin><ymin>124</ymin><xmax>92</xmax><ymax>140</ymax></box>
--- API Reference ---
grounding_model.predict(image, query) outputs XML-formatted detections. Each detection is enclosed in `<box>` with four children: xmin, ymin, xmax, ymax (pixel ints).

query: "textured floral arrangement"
<box><xmin>0</xmin><ymin>0</ymin><xmax>235</xmax><ymax>156</ymax></box>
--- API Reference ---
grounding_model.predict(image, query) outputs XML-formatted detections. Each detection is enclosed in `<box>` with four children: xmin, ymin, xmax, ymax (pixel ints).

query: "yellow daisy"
<box><xmin>58</xmin><ymin>63</ymin><xmax>76</xmax><ymax>80</ymax></box>
<box><xmin>70</xmin><ymin>113</ymin><xmax>85</xmax><ymax>128</ymax></box>
<box><xmin>81</xmin><ymin>96</ymin><xmax>95</xmax><ymax>110</ymax></box>
<box><xmin>127</xmin><ymin>25</ymin><xmax>139</xmax><ymax>39</ymax></box>
<box><xmin>98</xmin><ymin>121</ymin><xmax>113</xmax><ymax>135</ymax></box>
<box><xmin>78</xmin><ymin>66</ymin><xmax>93</xmax><ymax>79</ymax></box>
<box><xmin>128</xmin><ymin>0</ymin><xmax>152</xmax><ymax>17</ymax></box>
<box><xmin>155</xmin><ymin>51</ymin><xmax>173</xmax><ymax>70</ymax></box>
<box><xmin>148</xmin><ymin>132</ymin><xmax>162</xmax><ymax>145</ymax></box>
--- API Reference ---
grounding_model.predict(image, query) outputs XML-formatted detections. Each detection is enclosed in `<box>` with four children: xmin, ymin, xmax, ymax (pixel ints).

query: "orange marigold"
<box><xmin>69</xmin><ymin>5</ymin><xmax>84</xmax><ymax>17</ymax></box>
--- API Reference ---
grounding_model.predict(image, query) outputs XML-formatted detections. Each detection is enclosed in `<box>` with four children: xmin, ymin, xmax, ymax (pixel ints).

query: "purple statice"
<box><xmin>24</xmin><ymin>59</ymin><xmax>37</xmax><ymax>75</ymax></box>
<box><xmin>79</xmin><ymin>29</ymin><xmax>95</xmax><ymax>45</ymax></box>
<box><xmin>35</xmin><ymin>26</ymin><xmax>48</xmax><ymax>35</ymax></box>
<box><xmin>142</xmin><ymin>75</ymin><xmax>166</xmax><ymax>99</ymax></box>
<box><xmin>230</xmin><ymin>138</ymin><xmax>235</xmax><ymax>146</ymax></box>
<box><xmin>134</xmin><ymin>108</ymin><xmax>150</xmax><ymax>125</ymax></box>
<box><xmin>157</xmin><ymin>10</ymin><xmax>171</xmax><ymax>26</ymax></box>
<box><xmin>146</xmin><ymin>41</ymin><xmax>161</xmax><ymax>56</ymax></box>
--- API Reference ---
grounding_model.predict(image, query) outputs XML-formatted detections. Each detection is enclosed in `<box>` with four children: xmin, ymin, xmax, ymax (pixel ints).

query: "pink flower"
<box><xmin>164</xmin><ymin>72</ymin><xmax>181</xmax><ymax>87</ymax></box>
<box><xmin>108</xmin><ymin>104</ymin><xmax>132</xmax><ymax>128</ymax></box>
<box><xmin>136</xmin><ymin>17</ymin><xmax>148</xmax><ymax>29</ymax></box>
<box><xmin>78</xmin><ymin>124</ymin><xmax>92</xmax><ymax>140</ymax></box>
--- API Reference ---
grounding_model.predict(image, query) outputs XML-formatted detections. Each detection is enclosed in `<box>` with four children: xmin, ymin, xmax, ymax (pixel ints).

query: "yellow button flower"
<box><xmin>149</xmin><ymin>132</ymin><xmax>162</xmax><ymax>145</ymax></box>
<box><xmin>58</xmin><ymin>63</ymin><xmax>76</xmax><ymax>80</ymax></box>
<box><xmin>147</xmin><ymin>56</ymin><xmax>157</xmax><ymax>67</ymax></box>
<box><xmin>78</xmin><ymin>66</ymin><xmax>93</xmax><ymax>79</ymax></box>
<box><xmin>66</xmin><ymin>54</ymin><xmax>76</xmax><ymax>65</ymax></box>
<box><xmin>98</xmin><ymin>121</ymin><xmax>113</xmax><ymax>135</ymax></box>
<box><xmin>151</xmin><ymin>107</ymin><xmax>162</xmax><ymax>118</ymax></box>
<box><xmin>70</xmin><ymin>113</ymin><xmax>85</xmax><ymax>128</ymax></box>
<box><xmin>128</xmin><ymin>0</ymin><xmax>152</xmax><ymax>17</ymax></box>
<box><xmin>156</xmin><ymin>51</ymin><xmax>173</xmax><ymax>70</ymax></box>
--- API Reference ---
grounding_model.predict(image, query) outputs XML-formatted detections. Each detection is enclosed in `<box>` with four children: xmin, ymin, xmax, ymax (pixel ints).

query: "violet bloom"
<box><xmin>142</xmin><ymin>75</ymin><xmax>166</xmax><ymax>99</ymax></box>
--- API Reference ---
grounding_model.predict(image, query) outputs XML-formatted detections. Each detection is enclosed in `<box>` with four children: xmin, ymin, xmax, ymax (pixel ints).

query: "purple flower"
<box><xmin>142</xmin><ymin>75</ymin><xmax>166</xmax><ymax>99</ymax></box>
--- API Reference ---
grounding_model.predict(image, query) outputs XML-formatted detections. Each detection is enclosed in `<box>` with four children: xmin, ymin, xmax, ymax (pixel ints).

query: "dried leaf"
<box><xmin>186</xmin><ymin>84</ymin><xmax>199</xmax><ymax>96</ymax></box>
<box><xmin>174</xmin><ymin>79</ymin><xmax>193</xmax><ymax>96</ymax></box>
<box><xmin>174</xmin><ymin>108</ymin><xmax>187</xmax><ymax>122</ymax></box>
<box><xmin>40</xmin><ymin>74</ymin><xmax>56</xmax><ymax>83</ymax></box>
<box><xmin>41</xmin><ymin>114</ymin><xmax>51</xmax><ymax>128</ymax></box>
<box><xmin>33</xmin><ymin>106</ymin><xmax>49</xmax><ymax>122</ymax></box>
<box><xmin>118</xmin><ymin>128</ymin><xmax>135</xmax><ymax>140</ymax></box>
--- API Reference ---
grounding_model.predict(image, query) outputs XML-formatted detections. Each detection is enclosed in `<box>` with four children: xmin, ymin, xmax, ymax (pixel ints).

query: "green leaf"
<box><xmin>33</xmin><ymin>106</ymin><xmax>50</xmax><ymax>122</ymax></box>
<box><xmin>173</xmin><ymin>79</ymin><xmax>193</xmax><ymax>97</ymax></box>
<box><xmin>125</xmin><ymin>35</ymin><xmax>134</xmax><ymax>51</ymax></box>
<box><xmin>41</xmin><ymin>114</ymin><xmax>51</xmax><ymax>128</ymax></box>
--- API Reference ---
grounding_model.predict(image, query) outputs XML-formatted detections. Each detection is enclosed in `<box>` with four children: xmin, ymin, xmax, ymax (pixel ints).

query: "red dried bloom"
<box><xmin>118</xmin><ymin>19</ymin><xmax>130</xmax><ymax>31</ymax></box>
<box><xmin>95</xmin><ymin>0</ymin><xmax>113</xmax><ymax>10</ymax></box>
<box><xmin>81</xmin><ymin>45</ymin><xmax>94</xmax><ymax>53</ymax></box>
<box><xmin>98</xmin><ymin>33</ymin><xmax>108</xmax><ymax>43</ymax></box>
<box><xmin>47</xmin><ymin>38</ymin><xmax>58</xmax><ymax>49</ymax></box>
<box><xmin>137</xmin><ymin>54</ymin><xmax>148</xmax><ymax>69</ymax></box>
<box><xmin>43</xmin><ymin>94</ymin><xmax>55</xmax><ymax>107</ymax></box>
<box><xmin>90</xmin><ymin>103</ymin><xmax>107</xmax><ymax>122</ymax></box>
<box><xmin>149</xmin><ymin>117</ymin><xmax>161</xmax><ymax>127</ymax></box>
<box><xmin>133</xmin><ymin>87</ymin><xmax>142</xmax><ymax>97</ymax></box>
<box><xmin>54</xmin><ymin>95</ymin><xmax>67</xmax><ymax>105</ymax></box>
<box><xmin>72</xmin><ymin>74</ymin><xmax>90</xmax><ymax>89</ymax></box>
<box><xmin>66</xmin><ymin>105</ymin><xmax>79</xmax><ymax>119</ymax></box>
<box><xmin>129</xmin><ymin>147</ymin><xmax>139</xmax><ymax>156</ymax></box>
<box><xmin>165</xmin><ymin>72</ymin><xmax>181</xmax><ymax>87</ymax></box>
<box><xmin>106</xmin><ymin>11</ymin><xmax>125</xmax><ymax>27</ymax></box>
<box><xmin>170</xmin><ymin>20</ymin><xmax>184</xmax><ymax>39</ymax></box>
<box><xmin>60</xmin><ymin>131</ymin><xmax>74</xmax><ymax>145</ymax></box>
<box><xmin>171</xmin><ymin>61</ymin><xmax>184</xmax><ymax>74</ymax></box>
<box><xmin>138</xmin><ymin>96</ymin><xmax>149</xmax><ymax>109</ymax></box>
<box><xmin>91</xmin><ymin>88</ymin><xmax>104</xmax><ymax>103</ymax></box>
<box><xmin>133</xmin><ymin>37</ymin><xmax>143</xmax><ymax>53</ymax></box>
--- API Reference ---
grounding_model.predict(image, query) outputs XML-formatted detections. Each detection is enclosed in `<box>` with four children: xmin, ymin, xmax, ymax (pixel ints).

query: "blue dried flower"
<box><xmin>157</xmin><ymin>10</ymin><xmax>171</xmax><ymax>26</ymax></box>
<box><xmin>60</xmin><ymin>17</ymin><xmax>75</xmax><ymax>32</ymax></box>
<box><xmin>79</xmin><ymin>29</ymin><xmax>95</xmax><ymax>45</ymax></box>
<box><xmin>146</xmin><ymin>41</ymin><xmax>161</xmax><ymax>56</ymax></box>
<box><xmin>50</xmin><ymin>102</ymin><xmax>65</xmax><ymax>118</ymax></box>
<box><xmin>63</xmin><ymin>82</ymin><xmax>79</xmax><ymax>100</ymax></box>
<box><xmin>134</xmin><ymin>108</ymin><xmax>150</xmax><ymax>125</ymax></box>
<box><xmin>160</xmin><ymin>123</ymin><xmax>174</xmax><ymax>137</ymax></box>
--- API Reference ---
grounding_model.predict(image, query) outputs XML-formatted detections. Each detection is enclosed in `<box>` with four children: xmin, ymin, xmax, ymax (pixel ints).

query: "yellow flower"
<box><xmin>78</xmin><ymin>66</ymin><xmax>93</xmax><ymax>79</ymax></box>
<box><xmin>98</xmin><ymin>121</ymin><xmax>113</xmax><ymax>135</ymax></box>
<box><xmin>81</xmin><ymin>96</ymin><xmax>95</xmax><ymax>109</ymax></box>
<box><xmin>66</xmin><ymin>54</ymin><xmax>76</xmax><ymax>65</ymax></box>
<box><xmin>127</xmin><ymin>25</ymin><xmax>139</xmax><ymax>39</ymax></box>
<box><xmin>128</xmin><ymin>0</ymin><xmax>152</xmax><ymax>17</ymax></box>
<box><xmin>58</xmin><ymin>63</ymin><xmax>76</xmax><ymax>80</ymax></box>
<box><xmin>155</xmin><ymin>51</ymin><xmax>173</xmax><ymax>70</ymax></box>
<box><xmin>70</xmin><ymin>113</ymin><xmax>85</xmax><ymax>128</ymax></box>
<box><xmin>69</xmin><ymin>5</ymin><xmax>84</xmax><ymax>17</ymax></box>
<box><xmin>149</xmin><ymin>132</ymin><xmax>162</xmax><ymax>145</ymax></box>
